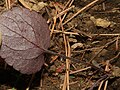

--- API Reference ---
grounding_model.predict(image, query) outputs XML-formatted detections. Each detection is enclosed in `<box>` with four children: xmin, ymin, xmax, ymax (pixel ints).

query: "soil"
<box><xmin>0</xmin><ymin>0</ymin><xmax>120</xmax><ymax>90</ymax></box>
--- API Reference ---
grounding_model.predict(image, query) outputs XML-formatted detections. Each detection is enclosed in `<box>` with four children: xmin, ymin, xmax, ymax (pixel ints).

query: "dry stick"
<box><xmin>27</xmin><ymin>74</ymin><xmax>35</xmax><ymax>90</ymax></box>
<box><xmin>53</xmin><ymin>30</ymin><xmax>79</xmax><ymax>35</ymax></box>
<box><xmin>66</xmin><ymin>37</ymin><xmax>70</xmax><ymax>90</ymax></box>
<box><xmin>116</xmin><ymin>36</ymin><xmax>119</xmax><ymax>51</ymax></box>
<box><xmin>70</xmin><ymin>66</ymin><xmax>91</xmax><ymax>74</ymax></box>
<box><xmin>47</xmin><ymin>5</ymin><xmax>74</xmax><ymax>23</ymax></box>
<box><xmin>104</xmin><ymin>80</ymin><xmax>108</xmax><ymax>90</ymax></box>
<box><xmin>80</xmin><ymin>52</ymin><xmax>86</xmax><ymax>61</ymax></box>
<box><xmin>62</xmin><ymin>32</ymin><xmax>68</xmax><ymax>90</ymax></box>
<box><xmin>8</xmin><ymin>0</ymin><xmax>11</xmax><ymax>9</ymax></box>
<box><xmin>58</xmin><ymin>0</ymin><xmax>74</xmax><ymax>27</ymax></box>
<box><xmin>92</xmin><ymin>34</ymin><xmax>120</xmax><ymax>36</ymax></box>
<box><xmin>68</xmin><ymin>0</ymin><xmax>74</xmax><ymax>8</ymax></box>
<box><xmin>58</xmin><ymin>8</ymin><xmax>71</xmax><ymax>89</ymax></box>
<box><xmin>88</xmin><ymin>74</ymin><xmax>110</xmax><ymax>90</ymax></box>
<box><xmin>50</xmin><ymin>52</ymin><xmax>61</xmax><ymax>63</ymax></box>
<box><xmin>50</xmin><ymin>16</ymin><xmax>57</xmax><ymax>37</ymax></box>
<box><xmin>40</xmin><ymin>78</ymin><xmax>43</xmax><ymax>90</ymax></box>
<box><xmin>62</xmin><ymin>0</ymin><xmax>74</xmax><ymax>19</ymax></box>
<box><xmin>58</xmin><ymin>12</ymin><xmax>68</xmax><ymax>90</ymax></box>
<box><xmin>109</xmin><ymin>52</ymin><xmax>120</xmax><ymax>64</ymax></box>
<box><xmin>56</xmin><ymin>5</ymin><xmax>75</xmax><ymax>19</ymax></box>
<box><xmin>98</xmin><ymin>80</ymin><xmax>104</xmax><ymax>90</ymax></box>
<box><xmin>63</xmin><ymin>0</ymin><xmax>100</xmax><ymax>25</ymax></box>
<box><xmin>53</xmin><ymin>30</ymin><xmax>120</xmax><ymax>36</ymax></box>
<box><xmin>39</xmin><ymin>70</ymin><xmax>44</xmax><ymax>90</ymax></box>
<box><xmin>59</xmin><ymin>16</ymin><xmax>68</xmax><ymax>62</ymax></box>
<box><xmin>72</xmin><ymin>46</ymin><xmax>104</xmax><ymax>53</ymax></box>
<box><xmin>98</xmin><ymin>61</ymin><xmax>110</xmax><ymax>90</ymax></box>
<box><xmin>89</xmin><ymin>38</ymin><xmax>119</xmax><ymax>63</ymax></box>
<box><xmin>64</xmin><ymin>0</ymin><xmax>71</xmax><ymax>9</ymax></box>
<box><xmin>103</xmin><ymin>61</ymin><xmax>110</xmax><ymax>90</ymax></box>
<box><xmin>50</xmin><ymin>5</ymin><xmax>74</xmax><ymax>37</ymax></box>
<box><xmin>60</xmin><ymin>81</ymin><xmax>78</xmax><ymax>87</ymax></box>
<box><xmin>62</xmin><ymin>74</ymin><xmax>67</xmax><ymax>90</ymax></box>
<box><xmin>73</xmin><ymin>28</ymin><xmax>92</xmax><ymax>38</ymax></box>
<box><xmin>102</xmin><ymin>2</ymin><xmax>105</xmax><ymax>11</ymax></box>
<box><xmin>89</xmin><ymin>46</ymin><xmax>104</xmax><ymax>63</ymax></box>
<box><xmin>71</xmin><ymin>64</ymin><xmax>77</xmax><ymax>70</ymax></box>
<box><xmin>5</xmin><ymin>0</ymin><xmax>9</xmax><ymax>10</ymax></box>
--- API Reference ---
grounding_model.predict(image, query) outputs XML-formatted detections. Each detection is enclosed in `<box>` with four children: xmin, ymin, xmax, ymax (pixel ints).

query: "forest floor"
<box><xmin>0</xmin><ymin>0</ymin><xmax>120</xmax><ymax>90</ymax></box>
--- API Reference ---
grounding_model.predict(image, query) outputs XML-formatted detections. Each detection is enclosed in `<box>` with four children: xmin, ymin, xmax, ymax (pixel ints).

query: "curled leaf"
<box><xmin>0</xmin><ymin>7</ymin><xmax>50</xmax><ymax>74</ymax></box>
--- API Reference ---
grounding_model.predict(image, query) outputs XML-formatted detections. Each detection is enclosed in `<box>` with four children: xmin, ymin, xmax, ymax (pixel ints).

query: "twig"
<box><xmin>66</xmin><ymin>37</ymin><xmax>70</xmax><ymax>90</ymax></box>
<box><xmin>58</xmin><ymin>10</ymin><xmax>68</xmax><ymax>90</ymax></box>
<box><xmin>98</xmin><ymin>80</ymin><xmax>104</xmax><ymax>90</ymax></box>
<box><xmin>47</xmin><ymin>5</ymin><xmax>75</xmax><ymax>23</ymax></box>
<box><xmin>58</xmin><ymin>0</ymin><xmax>74</xmax><ymax>27</ymax></box>
<box><xmin>53</xmin><ymin>30</ymin><xmax>79</xmax><ymax>35</ymax></box>
<box><xmin>72</xmin><ymin>46</ymin><xmax>104</xmax><ymax>53</ymax></box>
<box><xmin>102</xmin><ymin>2</ymin><xmax>105</xmax><ymax>11</ymax></box>
<box><xmin>56</xmin><ymin>5</ymin><xmax>75</xmax><ymax>19</ymax></box>
<box><xmin>92</xmin><ymin>34</ymin><xmax>120</xmax><ymax>36</ymax></box>
<box><xmin>88</xmin><ymin>74</ymin><xmax>110</xmax><ymax>90</ymax></box>
<box><xmin>50</xmin><ymin>52</ymin><xmax>61</xmax><ymax>63</ymax></box>
<box><xmin>63</xmin><ymin>0</ymin><xmax>101</xmax><ymax>25</ymax></box>
<box><xmin>116</xmin><ymin>36</ymin><xmax>119</xmax><ymax>51</ymax></box>
<box><xmin>109</xmin><ymin>52</ymin><xmax>120</xmax><ymax>63</ymax></box>
<box><xmin>103</xmin><ymin>61</ymin><xmax>110</xmax><ymax>90</ymax></box>
<box><xmin>89</xmin><ymin>38</ymin><xmax>119</xmax><ymax>63</ymax></box>
<box><xmin>70</xmin><ymin>66</ymin><xmax>91</xmax><ymax>74</ymax></box>
<box><xmin>50</xmin><ymin>13</ymin><xmax>57</xmax><ymax>37</ymax></box>
<box><xmin>62</xmin><ymin>74</ymin><xmax>67</xmax><ymax>90</ymax></box>
<box><xmin>60</xmin><ymin>81</ymin><xmax>78</xmax><ymax>87</ymax></box>
<box><xmin>89</xmin><ymin>46</ymin><xmax>104</xmax><ymax>63</ymax></box>
<box><xmin>5</xmin><ymin>0</ymin><xmax>11</xmax><ymax>9</ymax></box>
<box><xmin>53</xmin><ymin>30</ymin><xmax>120</xmax><ymax>37</ymax></box>
<box><xmin>64</xmin><ymin>0</ymin><xmax>71</xmax><ymax>9</ymax></box>
<box><xmin>73</xmin><ymin>28</ymin><xmax>92</xmax><ymax>38</ymax></box>
<box><xmin>104</xmin><ymin>80</ymin><xmax>108</xmax><ymax>90</ymax></box>
<box><xmin>27</xmin><ymin>74</ymin><xmax>35</xmax><ymax>90</ymax></box>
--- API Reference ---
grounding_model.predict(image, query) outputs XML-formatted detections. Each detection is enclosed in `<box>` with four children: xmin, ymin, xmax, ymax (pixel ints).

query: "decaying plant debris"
<box><xmin>0</xmin><ymin>0</ymin><xmax>120</xmax><ymax>90</ymax></box>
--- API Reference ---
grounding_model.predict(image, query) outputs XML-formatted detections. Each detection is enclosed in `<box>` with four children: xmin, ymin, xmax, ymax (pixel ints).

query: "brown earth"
<box><xmin>0</xmin><ymin>0</ymin><xmax>120</xmax><ymax>90</ymax></box>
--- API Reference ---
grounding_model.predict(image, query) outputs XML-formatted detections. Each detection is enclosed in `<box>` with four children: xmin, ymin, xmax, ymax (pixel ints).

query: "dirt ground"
<box><xmin>0</xmin><ymin>0</ymin><xmax>120</xmax><ymax>90</ymax></box>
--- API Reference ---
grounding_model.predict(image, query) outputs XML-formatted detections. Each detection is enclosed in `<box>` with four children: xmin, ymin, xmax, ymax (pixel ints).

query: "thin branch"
<box><xmin>63</xmin><ymin>0</ymin><xmax>101</xmax><ymax>25</ymax></box>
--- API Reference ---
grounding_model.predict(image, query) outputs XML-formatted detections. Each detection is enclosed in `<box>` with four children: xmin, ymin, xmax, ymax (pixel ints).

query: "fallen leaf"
<box><xmin>0</xmin><ymin>7</ymin><xmax>50</xmax><ymax>74</ymax></box>
<box><xmin>90</xmin><ymin>16</ymin><xmax>112</xmax><ymax>28</ymax></box>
